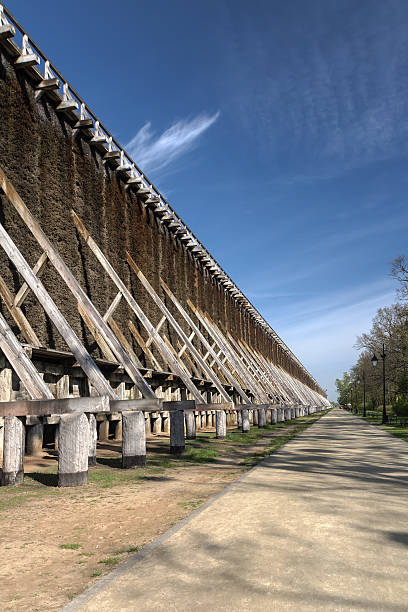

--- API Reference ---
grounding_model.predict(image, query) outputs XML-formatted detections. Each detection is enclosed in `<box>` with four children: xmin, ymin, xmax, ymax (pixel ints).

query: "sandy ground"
<box><xmin>0</xmin><ymin>417</ymin><xmax>321</xmax><ymax>612</ymax></box>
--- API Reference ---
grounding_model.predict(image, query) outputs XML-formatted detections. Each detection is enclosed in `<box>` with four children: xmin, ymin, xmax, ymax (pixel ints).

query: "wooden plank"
<box><xmin>103</xmin><ymin>291</ymin><xmax>122</xmax><ymax>322</ymax></box>
<box><xmin>187</xmin><ymin>302</ymin><xmax>267</xmax><ymax>403</ymax></box>
<box><xmin>0</xmin><ymin>221</ymin><xmax>118</xmax><ymax>399</ymax></box>
<box><xmin>0</xmin><ymin>311</ymin><xmax>53</xmax><ymax>399</ymax></box>
<box><xmin>70</xmin><ymin>210</ymin><xmax>204</xmax><ymax>403</ymax></box>
<box><xmin>0</xmin><ymin>168</ymin><xmax>155</xmax><ymax>399</ymax></box>
<box><xmin>127</xmin><ymin>254</ymin><xmax>231</xmax><ymax>403</ymax></box>
<box><xmin>178</xmin><ymin>331</ymin><xmax>195</xmax><ymax>358</ymax></box>
<box><xmin>226</xmin><ymin>331</ymin><xmax>273</xmax><ymax>397</ymax></box>
<box><xmin>229</xmin><ymin>334</ymin><xmax>275</xmax><ymax>395</ymax></box>
<box><xmin>108</xmin><ymin>316</ymin><xmax>143</xmax><ymax>368</ymax></box>
<box><xmin>0</xmin><ymin>395</ymin><xmax>110</xmax><ymax>417</ymax></box>
<box><xmin>77</xmin><ymin>302</ymin><xmax>117</xmax><ymax>362</ymax></box>
<box><xmin>145</xmin><ymin>316</ymin><xmax>166</xmax><ymax>348</ymax></box>
<box><xmin>0</xmin><ymin>272</ymin><xmax>41</xmax><ymax>346</ymax></box>
<box><xmin>109</xmin><ymin>398</ymin><xmax>162</xmax><ymax>412</ymax></box>
<box><xmin>14</xmin><ymin>252</ymin><xmax>48</xmax><ymax>308</ymax></box>
<box><xmin>128</xmin><ymin>320</ymin><xmax>163</xmax><ymax>372</ymax></box>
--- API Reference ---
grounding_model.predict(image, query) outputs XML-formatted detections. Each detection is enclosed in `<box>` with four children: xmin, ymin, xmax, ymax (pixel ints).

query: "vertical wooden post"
<box><xmin>253</xmin><ymin>409</ymin><xmax>259</xmax><ymax>425</ymax></box>
<box><xmin>237</xmin><ymin>409</ymin><xmax>242</xmax><ymax>428</ymax></box>
<box><xmin>216</xmin><ymin>410</ymin><xmax>227</xmax><ymax>439</ymax></box>
<box><xmin>270</xmin><ymin>408</ymin><xmax>277</xmax><ymax>424</ymax></box>
<box><xmin>1</xmin><ymin>416</ymin><xmax>25</xmax><ymax>486</ymax></box>
<box><xmin>122</xmin><ymin>411</ymin><xmax>146</xmax><ymax>468</ymax></box>
<box><xmin>170</xmin><ymin>408</ymin><xmax>185</xmax><ymax>454</ymax></box>
<box><xmin>182</xmin><ymin>387</ymin><xmax>195</xmax><ymax>440</ymax></box>
<box><xmin>26</xmin><ymin>419</ymin><xmax>43</xmax><ymax>455</ymax></box>
<box><xmin>114</xmin><ymin>418</ymin><xmax>122</xmax><ymax>440</ymax></box>
<box><xmin>98</xmin><ymin>418</ymin><xmax>109</xmax><ymax>441</ymax></box>
<box><xmin>87</xmin><ymin>413</ymin><xmax>97</xmax><ymax>467</ymax></box>
<box><xmin>58</xmin><ymin>413</ymin><xmax>89</xmax><ymax>487</ymax></box>
<box><xmin>242</xmin><ymin>409</ymin><xmax>250</xmax><ymax>433</ymax></box>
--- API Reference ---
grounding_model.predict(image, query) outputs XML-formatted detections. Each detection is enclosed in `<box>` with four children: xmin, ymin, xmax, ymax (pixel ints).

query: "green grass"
<box><xmin>98</xmin><ymin>556</ymin><xmax>120</xmax><ymax>566</ymax></box>
<box><xmin>181</xmin><ymin>447</ymin><xmax>219</xmax><ymax>463</ymax></box>
<box><xmin>59</xmin><ymin>543</ymin><xmax>81</xmax><ymax>550</ymax></box>
<box><xmin>91</xmin><ymin>569</ymin><xmax>102</xmax><ymax>577</ymax></box>
<box><xmin>179</xmin><ymin>499</ymin><xmax>203</xmax><ymax>509</ymax></box>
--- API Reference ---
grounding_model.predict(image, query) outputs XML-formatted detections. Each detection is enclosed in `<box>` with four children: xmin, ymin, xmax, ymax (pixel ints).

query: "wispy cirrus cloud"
<box><xmin>126</xmin><ymin>112</ymin><xmax>220</xmax><ymax>175</ymax></box>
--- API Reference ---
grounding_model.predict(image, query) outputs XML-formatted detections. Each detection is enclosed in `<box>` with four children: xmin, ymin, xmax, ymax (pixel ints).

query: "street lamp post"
<box><xmin>357</xmin><ymin>374</ymin><xmax>366</xmax><ymax>417</ymax></box>
<box><xmin>371</xmin><ymin>344</ymin><xmax>387</xmax><ymax>424</ymax></box>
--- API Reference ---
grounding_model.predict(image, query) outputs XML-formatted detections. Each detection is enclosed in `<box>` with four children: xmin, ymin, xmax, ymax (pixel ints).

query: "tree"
<box><xmin>335</xmin><ymin>372</ymin><xmax>352</xmax><ymax>405</ymax></box>
<box><xmin>391</xmin><ymin>255</ymin><xmax>408</xmax><ymax>304</ymax></box>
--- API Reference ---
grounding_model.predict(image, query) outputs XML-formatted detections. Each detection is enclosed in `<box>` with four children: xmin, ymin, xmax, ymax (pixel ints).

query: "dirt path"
<box><xmin>0</xmin><ymin>415</ymin><xmax>324</xmax><ymax>611</ymax></box>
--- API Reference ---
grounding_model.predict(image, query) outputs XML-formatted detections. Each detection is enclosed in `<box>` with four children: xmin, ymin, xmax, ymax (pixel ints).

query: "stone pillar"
<box><xmin>242</xmin><ymin>409</ymin><xmax>250</xmax><ymax>433</ymax></box>
<box><xmin>216</xmin><ymin>410</ymin><xmax>227</xmax><ymax>439</ymax></box>
<box><xmin>185</xmin><ymin>410</ymin><xmax>196</xmax><ymax>440</ymax></box>
<box><xmin>98</xmin><ymin>418</ymin><xmax>109</xmax><ymax>441</ymax></box>
<box><xmin>1</xmin><ymin>416</ymin><xmax>25</xmax><ymax>486</ymax></box>
<box><xmin>114</xmin><ymin>418</ymin><xmax>122</xmax><ymax>441</ymax></box>
<box><xmin>295</xmin><ymin>406</ymin><xmax>300</xmax><ymax>418</ymax></box>
<box><xmin>151</xmin><ymin>413</ymin><xmax>161</xmax><ymax>434</ymax></box>
<box><xmin>270</xmin><ymin>408</ymin><xmax>277</xmax><ymax>424</ymax></box>
<box><xmin>26</xmin><ymin>418</ymin><xmax>43</xmax><ymax>456</ymax></box>
<box><xmin>87</xmin><ymin>413</ymin><xmax>97</xmax><ymax>467</ymax></box>
<box><xmin>277</xmin><ymin>407</ymin><xmax>283</xmax><ymax>422</ymax></box>
<box><xmin>258</xmin><ymin>408</ymin><xmax>267</xmax><ymax>428</ymax></box>
<box><xmin>170</xmin><ymin>409</ymin><xmax>185</xmax><ymax>454</ymax></box>
<box><xmin>0</xmin><ymin>417</ymin><xmax>3</xmax><ymax>460</ymax></box>
<box><xmin>122</xmin><ymin>411</ymin><xmax>146</xmax><ymax>468</ymax></box>
<box><xmin>162</xmin><ymin>411</ymin><xmax>170</xmax><ymax>433</ymax></box>
<box><xmin>253</xmin><ymin>409</ymin><xmax>258</xmax><ymax>425</ymax></box>
<box><xmin>237</xmin><ymin>410</ymin><xmax>242</xmax><ymax>428</ymax></box>
<box><xmin>58</xmin><ymin>413</ymin><xmax>89</xmax><ymax>487</ymax></box>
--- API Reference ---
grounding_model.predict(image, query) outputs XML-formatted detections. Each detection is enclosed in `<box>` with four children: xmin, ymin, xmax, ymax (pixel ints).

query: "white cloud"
<box><xmin>126</xmin><ymin>112</ymin><xmax>220</xmax><ymax>175</ymax></box>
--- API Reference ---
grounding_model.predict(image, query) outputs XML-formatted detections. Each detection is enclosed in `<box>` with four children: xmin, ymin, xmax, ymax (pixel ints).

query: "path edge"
<box><xmin>59</xmin><ymin>411</ymin><xmax>328</xmax><ymax>612</ymax></box>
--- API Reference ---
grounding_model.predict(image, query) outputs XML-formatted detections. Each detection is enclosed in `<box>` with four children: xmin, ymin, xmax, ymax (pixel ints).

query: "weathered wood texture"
<box><xmin>1</xmin><ymin>415</ymin><xmax>24</xmax><ymax>485</ymax></box>
<box><xmin>122</xmin><ymin>411</ymin><xmax>146</xmax><ymax>468</ymax></box>
<box><xmin>58</xmin><ymin>412</ymin><xmax>89</xmax><ymax>487</ymax></box>
<box><xmin>0</xmin><ymin>45</ymin><xmax>324</xmax><ymax>400</ymax></box>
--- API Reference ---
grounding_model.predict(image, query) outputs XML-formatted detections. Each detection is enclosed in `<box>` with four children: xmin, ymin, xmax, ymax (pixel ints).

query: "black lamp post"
<box><xmin>372</xmin><ymin>344</ymin><xmax>387</xmax><ymax>424</ymax></box>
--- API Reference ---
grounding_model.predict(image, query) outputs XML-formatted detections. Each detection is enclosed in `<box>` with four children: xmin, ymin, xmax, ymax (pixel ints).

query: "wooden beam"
<box><xmin>0</xmin><ymin>272</ymin><xmax>41</xmax><ymax>346</ymax></box>
<box><xmin>0</xmin><ymin>311</ymin><xmax>53</xmax><ymax>399</ymax></box>
<box><xmin>107</xmin><ymin>316</ymin><xmax>143</xmax><ymax>368</ymax></box>
<box><xmin>103</xmin><ymin>291</ymin><xmax>122</xmax><ymax>322</ymax></box>
<box><xmin>0</xmin><ymin>168</ymin><xmax>155</xmax><ymax>399</ymax></box>
<box><xmin>145</xmin><ymin>315</ymin><xmax>166</xmax><ymax>348</ymax></box>
<box><xmin>186</xmin><ymin>300</ymin><xmax>265</xmax><ymax>403</ymax></box>
<box><xmin>14</xmin><ymin>252</ymin><xmax>48</xmax><ymax>308</ymax></box>
<box><xmin>126</xmin><ymin>253</ymin><xmax>231</xmax><ymax>403</ymax></box>
<box><xmin>128</xmin><ymin>320</ymin><xmax>163</xmax><ymax>372</ymax></box>
<box><xmin>77</xmin><ymin>302</ymin><xmax>117</xmax><ymax>363</ymax></box>
<box><xmin>0</xmin><ymin>221</ymin><xmax>118</xmax><ymax>399</ymax></box>
<box><xmin>0</xmin><ymin>395</ymin><xmax>110</xmax><ymax>417</ymax></box>
<box><xmin>70</xmin><ymin>210</ymin><xmax>203</xmax><ymax>402</ymax></box>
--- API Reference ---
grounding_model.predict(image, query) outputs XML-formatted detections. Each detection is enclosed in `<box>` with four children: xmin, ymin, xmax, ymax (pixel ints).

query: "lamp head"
<box><xmin>371</xmin><ymin>354</ymin><xmax>378</xmax><ymax>367</ymax></box>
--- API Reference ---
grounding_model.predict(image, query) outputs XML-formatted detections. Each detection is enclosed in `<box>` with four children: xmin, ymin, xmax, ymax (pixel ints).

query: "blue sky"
<box><xmin>6</xmin><ymin>0</ymin><xmax>407</xmax><ymax>400</ymax></box>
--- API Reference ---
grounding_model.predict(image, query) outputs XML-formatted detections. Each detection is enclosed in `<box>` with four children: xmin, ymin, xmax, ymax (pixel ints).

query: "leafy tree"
<box><xmin>335</xmin><ymin>372</ymin><xmax>352</xmax><ymax>405</ymax></box>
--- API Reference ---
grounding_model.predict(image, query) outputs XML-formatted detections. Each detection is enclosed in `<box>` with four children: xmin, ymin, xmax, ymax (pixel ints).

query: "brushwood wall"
<box><xmin>0</xmin><ymin>49</ymin><xmax>320</xmax><ymax>393</ymax></box>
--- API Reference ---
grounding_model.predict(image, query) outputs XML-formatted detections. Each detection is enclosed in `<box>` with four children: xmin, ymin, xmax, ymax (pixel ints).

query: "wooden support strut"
<box><xmin>70</xmin><ymin>211</ymin><xmax>204</xmax><ymax>403</ymax></box>
<box><xmin>126</xmin><ymin>253</ymin><xmax>232</xmax><ymax>403</ymax></box>
<box><xmin>0</xmin><ymin>167</ymin><xmax>155</xmax><ymax>399</ymax></box>
<box><xmin>0</xmin><ymin>221</ymin><xmax>118</xmax><ymax>399</ymax></box>
<box><xmin>161</xmin><ymin>280</ymin><xmax>251</xmax><ymax>404</ymax></box>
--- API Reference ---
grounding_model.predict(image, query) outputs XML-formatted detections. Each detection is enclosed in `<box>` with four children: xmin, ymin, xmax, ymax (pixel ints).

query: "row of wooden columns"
<box><xmin>1</xmin><ymin>400</ymin><xmax>323</xmax><ymax>488</ymax></box>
